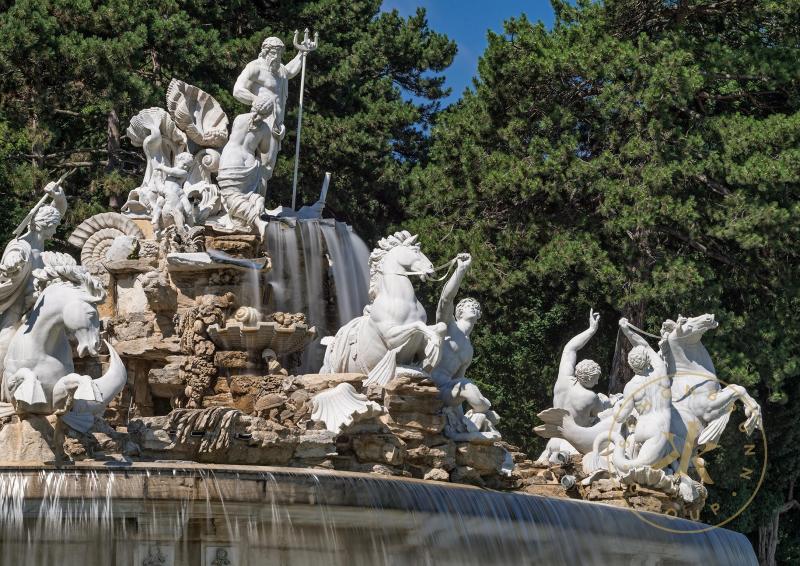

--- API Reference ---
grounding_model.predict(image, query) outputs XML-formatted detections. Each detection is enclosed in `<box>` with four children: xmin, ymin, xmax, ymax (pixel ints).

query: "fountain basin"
<box><xmin>0</xmin><ymin>462</ymin><xmax>756</xmax><ymax>565</ymax></box>
<box><xmin>207</xmin><ymin>321</ymin><xmax>316</xmax><ymax>355</ymax></box>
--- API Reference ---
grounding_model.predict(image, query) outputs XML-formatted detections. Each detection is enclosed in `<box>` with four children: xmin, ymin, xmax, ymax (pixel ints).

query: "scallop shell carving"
<box><xmin>310</xmin><ymin>383</ymin><xmax>384</xmax><ymax>433</ymax></box>
<box><xmin>166</xmin><ymin>78</ymin><xmax>229</xmax><ymax>148</ymax></box>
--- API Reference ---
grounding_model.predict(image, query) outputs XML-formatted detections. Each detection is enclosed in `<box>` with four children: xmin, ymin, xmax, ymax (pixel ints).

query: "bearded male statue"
<box><xmin>231</xmin><ymin>36</ymin><xmax>306</xmax><ymax>191</ymax></box>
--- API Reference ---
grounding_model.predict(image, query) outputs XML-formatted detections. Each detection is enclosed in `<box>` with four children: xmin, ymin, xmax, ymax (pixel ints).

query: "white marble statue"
<box><xmin>214</xmin><ymin>34</ymin><xmax>315</xmax><ymax>236</ymax></box>
<box><xmin>661</xmin><ymin>314</ymin><xmax>762</xmax><ymax>444</ymax></box>
<box><xmin>152</xmin><ymin>151</ymin><xmax>196</xmax><ymax>236</ymax></box>
<box><xmin>231</xmin><ymin>35</ymin><xmax>310</xmax><ymax>187</ymax></box>
<box><xmin>1</xmin><ymin>257</ymin><xmax>126</xmax><ymax>430</ymax></box>
<box><xmin>430</xmin><ymin>253</ymin><xmax>500</xmax><ymax>442</ymax></box>
<box><xmin>216</xmin><ymin>96</ymin><xmax>274</xmax><ymax>238</ymax></box>
<box><xmin>534</xmin><ymin>310</ymin><xmax>762</xmax><ymax>508</ymax></box>
<box><xmin>599</xmin><ymin>318</ymin><xmax>675</xmax><ymax>473</ymax></box>
<box><xmin>321</xmin><ymin>230</ymin><xmax>446</xmax><ymax>385</ymax></box>
<box><xmin>0</xmin><ymin>181</ymin><xmax>68</xmax><ymax>380</ymax></box>
<box><xmin>535</xmin><ymin>309</ymin><xmax>615</xmax><ymax>463</ymax></box>
<box><xmin>122</xmin><ymin>108</ymin><xmax>187</xmax><ymax>217</ymax></box>
<box><xmin>123</xmin><ymin>81</ymin><xmax>226</xmax><ymax>228</ymax></box>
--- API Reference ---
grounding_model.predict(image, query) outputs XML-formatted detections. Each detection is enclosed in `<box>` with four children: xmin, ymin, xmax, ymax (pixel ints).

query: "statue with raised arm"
<box><xmin>0</xmin><ymin>180</ymin><xmax>68</xmax><ymax>379</ymax></box>
<box><xmin>599</xmin><ymin>318</ymin><xmax>675</xmax><ymax>473</ymax></box>
<box><xmin>429</xmin><ymin>253</ymin><xmax>500</xmax><ymax>442</ymax></box>
<box><xmin>231</xmin><ymin>34</ymin><xmax>310</xmax><ymax>190</ymax></box>
<box><xmin>535</xmin><ymin>309</ymin><xmax>614</xmax><ymax>463</ymax></box>
<box><xmin>217</xmin><ymin>34</ymin><xmax>313</xmax><ymax>236</ymax></box>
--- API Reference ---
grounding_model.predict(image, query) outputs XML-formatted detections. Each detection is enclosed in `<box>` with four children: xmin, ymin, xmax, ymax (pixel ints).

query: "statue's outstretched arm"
<box><xmin>619</xmin><ymin>318</ymin><xmax>658</xmax><ymax>358</ymax></box>
<box><xmin>44</xmin><ymin>181</ymin><xmax>67</xmax><ymax>216</ymax></box>
<box><xmin>436</xmin><ymin>253</ymin><xmax>471</xmax><ymax>323</ymax></box>
<box><xmin>559</xmin><ymin>309</ymin><xmax>600</xmax><ymax>377</ymax></box>
<box><xmin>285</xmin><ymin>51</ymin><xmax>304</xmax><ymax>78</ymax></box>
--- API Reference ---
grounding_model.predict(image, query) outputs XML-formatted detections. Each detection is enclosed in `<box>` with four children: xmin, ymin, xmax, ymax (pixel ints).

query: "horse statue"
<box><xmin>1</xmin><ymin>256</ymin><xmax>127</xmax><ymax>432</ymax></box>
<box><xmin>321</xmin><ymin>230</ymin><xmax>446</xmax><ymax>385</ymax></box>
<box><xmin>661</xmin><ymin>313</ymin><xmax>762</xmax><ymax>447</ymax></box>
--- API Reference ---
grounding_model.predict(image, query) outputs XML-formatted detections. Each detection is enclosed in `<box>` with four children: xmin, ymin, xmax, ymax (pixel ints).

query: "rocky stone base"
<box><xmin>516</xmin><ymin>455</ymin><xmax>708</xmax><ymax>519</ymax></box>
<box><xmin>579</xmin><ymin>476</ymin><xmax>705</xmax><ymax>519</ymax></box>
<box><xmin>121</xmin><ymin>370</ymin><xmax>515</xmax><ymax>488</ymax></box>
<box><xmin>0</xmin><ymin>414</ymin><xmax>139</xmax><ymax>465</ymax></box>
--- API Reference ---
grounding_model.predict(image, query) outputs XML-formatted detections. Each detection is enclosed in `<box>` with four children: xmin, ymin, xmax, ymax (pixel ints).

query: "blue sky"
<box><xmin>381</xmin><ymin>1</ymin><xmax>556</xmax><ymax>105</ymax></box>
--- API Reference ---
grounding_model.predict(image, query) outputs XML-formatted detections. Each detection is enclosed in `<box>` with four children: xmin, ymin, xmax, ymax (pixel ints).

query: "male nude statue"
<box><xmin>232</xmin><ymin>36</ymin><xmax>306</xmax><ymax>186</ymax></box>
<box><xmin>431</xmin><ymin>253</ymin><xmax>500</xmax><ymax>440</ymax></box>
<box><xmin>610</xmin><ymin>318</ymin><xmax>675</xmax><ymax>472</ymax></box>
<box><xmin>537</xmin><ymin>309</ymin><xmax>612</xmax><ymax>463</ymax></box>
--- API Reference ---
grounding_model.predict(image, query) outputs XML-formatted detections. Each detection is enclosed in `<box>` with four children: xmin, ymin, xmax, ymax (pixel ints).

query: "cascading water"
<box><xmin>0</xmin><ymin>464</ymin><xmax>758</xmax><ymax>565</ymax></box>
<box><xmin>265</xmin><ymin>218</ymin><xmax>370</xmax><ymax>372</ymax></box>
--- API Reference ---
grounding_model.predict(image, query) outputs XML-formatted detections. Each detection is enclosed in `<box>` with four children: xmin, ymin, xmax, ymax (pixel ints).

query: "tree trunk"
<box><xmin>758</xmin><ymin>477</ymin><xmax>799</xmax><ymax>566</ymax></box>
<box><xmin>106</xmin><ymin>108</ymin><xmax>122</xmax><ymax>208</ymax></box>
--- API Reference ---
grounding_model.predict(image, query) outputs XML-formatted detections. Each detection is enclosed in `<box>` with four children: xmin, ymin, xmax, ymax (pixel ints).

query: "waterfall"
<box><xmin>0</xmin><ymin>466</ymin><xmax>759</xmax><ymax>565</ymax></box>
<box><xmin>265</xmin><ymin>218</ymin><xmax>370</xmax><ymax>372</ymax></box>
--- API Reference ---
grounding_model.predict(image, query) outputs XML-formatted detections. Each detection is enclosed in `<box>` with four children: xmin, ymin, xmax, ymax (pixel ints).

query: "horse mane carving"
<box><xmin>33</xmin><ymin>252</ymin><xmax>106</xmax><ymax>304</ymax></box>
<box><xmin>367</xmin><ymin>230</ymin><xmax>419</xmax><ymax>301</ymax></box>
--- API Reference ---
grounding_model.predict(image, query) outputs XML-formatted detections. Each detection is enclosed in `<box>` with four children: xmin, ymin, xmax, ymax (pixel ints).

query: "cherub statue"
<box><xmin>152</xmin><ymin>151</ymin><xmax>195</xmax><ymax>236</ymax></box>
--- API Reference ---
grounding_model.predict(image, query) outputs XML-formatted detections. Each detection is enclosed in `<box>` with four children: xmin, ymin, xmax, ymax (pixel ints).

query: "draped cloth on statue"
<box><xmin>217</xmin><ymin>163</ymin><xmax>266</xmax><ymax>228</ymax></box>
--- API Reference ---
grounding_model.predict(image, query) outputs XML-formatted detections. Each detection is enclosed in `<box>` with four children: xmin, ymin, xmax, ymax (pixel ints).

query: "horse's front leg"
<box><xmin>381</xmin><ymin>321</ymin><xmax>446</xmax><ymax>368</ymax></box>
<box><xmin>704</xmin><ymin>384</ymin><xmax>763</xmax><ymax>435</ymax></box>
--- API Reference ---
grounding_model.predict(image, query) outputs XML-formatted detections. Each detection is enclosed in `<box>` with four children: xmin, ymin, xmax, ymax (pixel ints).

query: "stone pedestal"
<box><xmin>0</xmin><ymin>416</ymin><xmax>58</xmax><ymax>464</ymax></box>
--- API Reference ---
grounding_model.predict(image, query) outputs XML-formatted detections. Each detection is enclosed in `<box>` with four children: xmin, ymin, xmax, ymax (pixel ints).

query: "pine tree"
<box><xmin>405</xmin><ymin>1</ymin><xmax>800</xmax><ymax>559</ymax></box>
<box><xmin>0</xmin><ymin>0</ymin><xmax>455</xmax><ymax>246</ymax></box>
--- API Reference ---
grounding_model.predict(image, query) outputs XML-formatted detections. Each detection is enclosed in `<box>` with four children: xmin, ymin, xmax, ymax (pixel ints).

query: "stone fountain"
<box><xmin>0</xmin><ymin>29</ymin><xmax>760</xmax><ymax>565</ymax></box>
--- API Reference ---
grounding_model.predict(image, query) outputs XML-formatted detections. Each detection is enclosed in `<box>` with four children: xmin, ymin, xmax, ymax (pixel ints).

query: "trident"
<box><xmin>291</xmin><ymin>28</ymin><xmax>319</xmax><ymax>211</ymax></box>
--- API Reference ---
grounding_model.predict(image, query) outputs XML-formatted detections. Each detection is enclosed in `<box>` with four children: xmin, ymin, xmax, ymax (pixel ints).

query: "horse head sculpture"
<box><xmin>3</xmin><ymin>259</ymin><xmax>126</xmax><ymax>429</ymax></box>
<box><xmin>661</xmin><ymin>313</ymin><xmax>718</xmax><ymax>344</ymax></box>
<box><xmin>322</xmin><ymin>230</ymin><xmax>446</xmax><ymax>386</ymax></box>
<box><xmin>368</xmin><ymin>231</ymin><xmax>435</xmax><ymax>300</ymax></box>
<box><xmin>660</xmin><ymin>313</ymin><xmax>719</xmax><ymax>379</ymax></box>
<box><xmin>660</xmin><ymin>313</ymin><xmax>762</xmax><ymax>446</ymax></box>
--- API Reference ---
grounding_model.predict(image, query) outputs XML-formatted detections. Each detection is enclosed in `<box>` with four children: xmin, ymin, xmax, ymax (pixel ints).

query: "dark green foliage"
<box><xmin>404</xmin><ymin>0</ymin><xmax>800</xmax><ymax>556</ymax></box>
<box><xmin>0</xmin><ymin>0</ymin><xmax>455</xmax><ymax>246</ymax></box>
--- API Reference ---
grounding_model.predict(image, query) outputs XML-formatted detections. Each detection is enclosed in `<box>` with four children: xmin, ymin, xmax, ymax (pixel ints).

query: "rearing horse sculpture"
<box><xmin>661</xmin><ymin>314</ymin><xmax>762</xmax><ymax>447</ymax></box>
<box><xmin>321</xmin><ymin>230</ymin><xmax>446</xmax><ymax>385</ymax></box>
<box><xmin>1</xmin><ymin>260</ymin><xmax>127</xmax><ymax>431</ymax></box>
